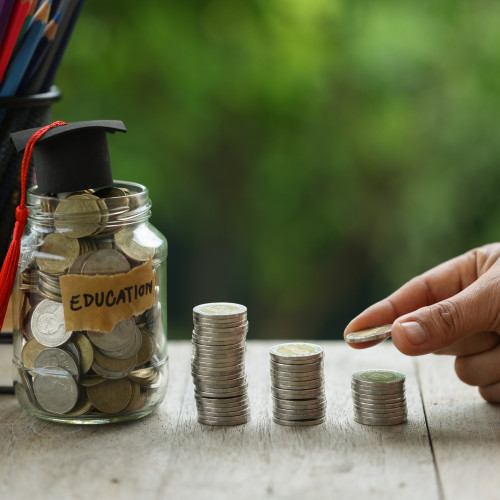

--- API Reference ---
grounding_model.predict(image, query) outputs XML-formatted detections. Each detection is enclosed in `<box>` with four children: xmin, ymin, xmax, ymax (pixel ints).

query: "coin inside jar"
<box><xmin>81</xmin><ymin>249</ymin><xmax>131</xmax><ymax>275</ymax></box>
<box><xmin>54</xmin><ymin>193</ymin><xmax>104</xmax><ymax>238</ymax></box>
<box><xmin>114</xmin><ymin>227</ymin><xmax>155</xmax><ymax>262</ymax></box>
<box><xmin>30</xmin><ymin>299</ymin><xmax>72</xmax><ymax>347</ymax></box>
<box><xmin>36</xmin><ymin>233</ymin><xmax>81</xmax><ymax>274</ymax></box>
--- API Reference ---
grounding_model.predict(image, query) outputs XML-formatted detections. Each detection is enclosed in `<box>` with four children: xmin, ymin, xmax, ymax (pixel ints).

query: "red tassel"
<box><xmin>0</xmin><ymin>120</ymin><xmax>67</xmax><ymax>331</ymax></box>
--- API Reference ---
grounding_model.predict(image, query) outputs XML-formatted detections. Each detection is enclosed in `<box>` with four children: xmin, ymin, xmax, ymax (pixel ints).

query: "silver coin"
<box><xmin>195</xmin><ymin>390</ymin><xmax>248</xmax><ymax>400</ymax></box>
<box><xmin>273</xmin><ymin>399</ymin><xmax>327</xmax><ymax>411</ymax></box>
<box><xmin>192</xmin><ymin>352</ymin><xmax>245</xmax><ymax>363</ymax></box>
<box><xmin>272</xmin><ymin>379</ymin><xmax>324</xmax><ymax>390</ymax></box>
<box><xmin>195</xmin><ymin>382</ymin><xmax>248</xmax><ymax>394</ymax></box>
<box><xmin>352</xmin><ymin>369</ymin><xmax>405</xmax><ymax>387</ymax></box>
<box><xmin>193</xmin><ymin>376</ymin><xmax>247</xmax><ymax>389</ymax></box>
<box><xmin>270</xmin><ymin>360</ymin><xmax>323</xmax><ymax>373</ymax></box>
<box><xmin>194</xmin><ymin>319</ymin><xmax>248</xmax><ymax>329</ymax></box>
<box><xmin>351</xmin><ymin>394</ymin><xmax>406</xmax><ymax>407</ymax></box>
<box><xmin>197</xmin><ymin>407</ymin><xmax>251</xmax><ymax>417</ymax></box>
<box><xmin>271</xmin><ymin>387</ymin><xmax>325</xmax><ymax>399</ymax></box>
<box><xmin>192</xmin><ymin>372</ymin><xmax>245</xmax><ymax>382</ymax></box>
<box><xmin>192</xmin><ymin>360</ymin><xmax>245</xmax><ymax>371</ymax></box>
<box><xmin>33</xmin><ymin>366</ymin><xmax>79</xmax><ymax>415</ymax></box>
<box><xmin>33</xmin><ymin>348</ymin><xmax>79</xmax><ymax>378</ymax></box>
<box><xmin>192</xmin><ymin>341</ymin><xmax>247</xmax><ymax>350</ymax></box>
<box><xmin>192</xmin><ymin>355</ymin><xmax>246</xmax><ymax>366</ymax></box>
<box><xmin>192</xmin><ymin>341</ymin><xmax>246</xmax><ymax>352</ymax></box>
<box><xmin>192</xmin><ymin>334</ymin><xmax>246</xmax><ymax>346</ymax></box>
<box><xmin>353</xmin><ymin>414</ymin><xmax>407</xmax><ymax>426</ymax></box>
<box><xmin>193</xmin><ymin>384</ymin><xmax>248</xmax><ymax>394</ymax></box>
<box><xmin>194</xmin><ymin>324</ymin><xmax>249</xmax><ymax>334</ymax></box>
<box><xmin>198</xmin><ymin>416</ymin><xmax>250</xmax><ymax>426</ymax></box>
<box><xmin>87</xmin><ymin>318</ymin><xmax>141</xmax><ymax>357</ymax></box>
<box><xmin>273</xmin><ymin>407</ymin><xmax>326</xmax><ymax>418</ymax></box>
<box><xmin>273</xmin><ymin>416</ymin><xmax>326</xmax><ymax>427</ymax></box>
<box><xmin>351</xmin><ymin>385</ymin><xmax>405</xmax><ymax>396</ymax></box>
<box><xmin>353</xmin><ymin>399</ymin><xmax>407</xmax><ymax>411</ymax></box>
<box><xmin>193</xmin><ymin>343</ymin><xmax>246</xmax><ymax>353</ymax></box>
<box><xmin>192</xmin><ymin>370</ymin><xmax>246</xmax><ymax>381</ymax></box>
<box><xmin>270</xmin><ymin>343</ymin><xmax>323</xmax><ymax>365</ymax></box>
<box><xmin>193</xmin><ymin>333</ymin><xmax>248</xmax><ymax>343</ymax></box>
<box><xmin>345</xmin><ymin>325</ymin><xmax>392</xmax><ymax>344</ymax></box>
<box><xmin>92</xmin><ymin>355</ymin><xmax>137</xmax><ymax>379</ymax></box>
<box><xmin>64</xmin><ymin>342</ymin><xmax>81</xmax><ymax>367</ymax></box>
<box><xmin>270</xmin><ymin>369</ymin><xmax>323</xmax><ymax>382</ymax></box>
<box><xmin>351</xmin><ymin>382</ymin><xmax>405</xmax><ymax>395</ymax></box>
<box><xmin>354</xmin><ymin>406</ymin><xmax>407</xmax><ymax>417</ymax></box>
<box><xmin>191</xmin><ymin>363</ymin><xmax>246</xmax><ymax>374</ymax></box>
<box><xmin>81</xmin><ymin>248</ymin><xmax>131</xmax><ymax>275</ymax></box>
<box><xmin>68</xmin><ymin>252</ymin><xmax>92</xmax><ymax>274</ymax></box>
<box><xmin>30</xmin><ymin>299</ymin><xmax>72</xmax><ymax>348</ymax></box>
<box><xmin>194</xmin><ymin>394</ymin><xmax>249</xmax><ymax>406</ymax></box>
<box><xmin>193</xmin><ymin>302</ymin><xmax>247</xmax><ymax>320</ymax></box>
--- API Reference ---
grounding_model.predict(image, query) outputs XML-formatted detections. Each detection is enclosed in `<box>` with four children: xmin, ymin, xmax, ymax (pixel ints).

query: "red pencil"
<box><xmin>0</xmin><ymin>0</ymin><xmax>30</xmax><ymax>85</ymax></box>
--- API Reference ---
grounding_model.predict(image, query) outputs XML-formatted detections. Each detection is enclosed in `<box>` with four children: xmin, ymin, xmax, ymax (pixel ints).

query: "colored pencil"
<box><xmin>13</xmin><ymin>0</ymin><xmax>35</xmax><ymax>50</ymax></box>
<box><xmin>0</xmin><ymin>0</ymin><xmax>48</xmax><ymax>96</ymax></box>
<box><xmin>31</xmin><ymin>0</ymin><xmax>84</xmax><ymax>93</ymax></box>
<box><xmin>0</xmin><ymin>0</ymin><xmax>30</xmax><ymax>84</ymax></box>
<box><xmin>16</xmin><ymin>8</ymin><xmax>57</xmax><ymax>93</ymax></box>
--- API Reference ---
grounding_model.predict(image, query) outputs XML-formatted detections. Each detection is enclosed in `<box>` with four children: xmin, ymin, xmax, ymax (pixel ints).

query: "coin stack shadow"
<box><xmin>270</xmin><ymin>343</ymin><xmax>326</xmax><ymax>427</ymax></box>
<box><xmin>191</xmin><ymin>303</ymin><xmax>250</xmax><ymax>426</ymax></box>
<box><xmin>351</xmin><ymin>369</ymin><xmax>407</xmax><ymax>426</ymax></box>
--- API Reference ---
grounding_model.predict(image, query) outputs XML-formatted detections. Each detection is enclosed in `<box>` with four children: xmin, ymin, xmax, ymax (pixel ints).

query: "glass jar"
<box><xmin>12</xmin><ymin>181</ymin><xmax>168</xmax><ymax>424</ymax></box>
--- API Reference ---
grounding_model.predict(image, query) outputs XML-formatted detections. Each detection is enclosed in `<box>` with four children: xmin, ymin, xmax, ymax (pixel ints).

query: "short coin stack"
<box><xmin>270</xmin><ymin>343</ymin><xmax>326</xmax><ymax>426</ymax></box>
<box><xmin>192</xmin><ymin>303</ymin><xmax>250</xmax><ymax>426</ymax></box>
<box><xmin>351</xmin><ymin>369</ymin><xmax>407</xmax><ymax>426</ymax></box>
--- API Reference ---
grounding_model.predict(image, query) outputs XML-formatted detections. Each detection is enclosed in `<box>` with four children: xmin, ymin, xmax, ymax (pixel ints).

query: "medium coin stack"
<box><xmin>351</xmin><ymin>369</ymin><xmax>407</xmax><ymax>426</ymax></box>
<box><xmin>270</xmin><ymin>343</ymin><xmax>326</xmax><ymax>427</ymax></box>
<box><xmin>192</xmin><ymin>302</ymin><xmax>250</xmax><ymax>426</ymax></box>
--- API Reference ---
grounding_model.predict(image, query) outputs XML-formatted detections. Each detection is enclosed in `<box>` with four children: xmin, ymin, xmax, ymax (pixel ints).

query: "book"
<box><xmin>0</xmin><ymin>297</ymin><xmax>14</xmax><ymax>393</ymax></box>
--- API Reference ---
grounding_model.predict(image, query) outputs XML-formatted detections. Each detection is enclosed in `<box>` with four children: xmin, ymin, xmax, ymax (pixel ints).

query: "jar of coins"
<box><xmin>12</xmin><ymin>180</ymin><xmax>168</xmax><ymax>423</ymax></box>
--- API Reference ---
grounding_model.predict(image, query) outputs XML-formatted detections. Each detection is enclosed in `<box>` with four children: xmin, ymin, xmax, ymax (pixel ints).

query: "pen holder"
<box><xmin>0</xmin><ymin>87</ymin><xmax>61</xmax><ymax>265</ymax></box>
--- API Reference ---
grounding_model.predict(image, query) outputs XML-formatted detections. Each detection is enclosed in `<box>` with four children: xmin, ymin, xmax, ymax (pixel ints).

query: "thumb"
<box><xmin>391</xmin><ymin>273</ymin><xmax>500</xmax><ymax>355</ymax></box>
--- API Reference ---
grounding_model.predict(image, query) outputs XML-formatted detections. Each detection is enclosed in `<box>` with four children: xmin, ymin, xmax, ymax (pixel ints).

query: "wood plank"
<box><xmin>417</xmin><ymin>354</ymin><xmax>500</xmax><ymax>500</ymax></box>
<box><xmin>0</xmin><ymin>341</ymin><xmax>438</xmax><ymax>499</ymax></box>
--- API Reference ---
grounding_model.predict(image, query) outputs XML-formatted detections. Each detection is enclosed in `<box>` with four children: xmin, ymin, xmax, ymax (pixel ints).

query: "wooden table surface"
<box><xmin>0</xmin><ymin>340</ymin><xmax>498</xmax><ymax>500</ymax></box>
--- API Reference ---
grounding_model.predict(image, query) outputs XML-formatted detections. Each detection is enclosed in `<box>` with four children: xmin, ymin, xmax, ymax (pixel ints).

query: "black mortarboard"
<box><xmin>10</xmin><ymin>120</ymin><xmax>127</xmax><ymax>194</ymax></box>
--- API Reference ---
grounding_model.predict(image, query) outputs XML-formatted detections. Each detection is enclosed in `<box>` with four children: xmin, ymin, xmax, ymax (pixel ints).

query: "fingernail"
<box><xmin>400</xmin><ymin>321</ymin><xmax>429</xmax><ymax>345</ymax></box>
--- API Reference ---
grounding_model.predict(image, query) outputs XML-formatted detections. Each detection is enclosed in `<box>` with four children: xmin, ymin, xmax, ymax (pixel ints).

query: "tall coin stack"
<box><xmin>351</xmin><ymin>369</ymin><xmax>407</xmax><ymax>426</ymax></box>
<box><xmin>270</xmin><ymin>343</ymin><xmax>326</xmax><ymax>427</ymax></box>
<box><xmin>191</xmin><ymin>303</ymin><xmax>250</xmax><ymax>426</ymax></box>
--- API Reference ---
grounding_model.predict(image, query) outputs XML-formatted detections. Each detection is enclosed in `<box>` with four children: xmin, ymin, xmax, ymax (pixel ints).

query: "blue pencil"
<box><xmin>24</xmin><ymin>0</ymin><xmax>80</xmax><ymax>94</ymax></box>
<box><xmin>16</xmin><ymin>9</ymin><xmax>58</xmax><ymax>94</ymax></box>
<box><xmin>0</xmin><ymin>0</ymin><xmax>48</xmax><ymax>96</ymax></box>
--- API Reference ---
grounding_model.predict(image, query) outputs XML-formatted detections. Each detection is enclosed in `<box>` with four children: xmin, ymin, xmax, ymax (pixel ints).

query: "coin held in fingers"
<box><xmin>345</xmin><ymin>325</ymin><xmax>392</xmax><ymax>344</ymax></box>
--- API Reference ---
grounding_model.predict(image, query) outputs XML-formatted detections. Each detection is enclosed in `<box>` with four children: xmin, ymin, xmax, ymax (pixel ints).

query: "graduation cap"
<box><xmin>10</xmin><ymin>120</ymin><xmax>127</xmax><ymax>194</ymax></box>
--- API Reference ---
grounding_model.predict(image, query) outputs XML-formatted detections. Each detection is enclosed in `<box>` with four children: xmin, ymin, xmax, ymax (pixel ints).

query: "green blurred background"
<box><xmin>52</xmin><ymin>1</ymin><xmax>500</xmax><ymax>340</ymax></box>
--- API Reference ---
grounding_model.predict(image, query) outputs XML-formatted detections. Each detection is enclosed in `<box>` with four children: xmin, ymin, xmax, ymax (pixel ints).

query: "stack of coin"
<box><xmin>191</xmin><ymin>302</ymin><xmax>250</xmax><ymax>426</ymax></box>
<box><xmin>351</xmin><ymin>369</ymin><xmax>407</xmax><ymax>426</ymax></box>
<box><xmin>270</xmin><ymin>343</ymin><xmax>326</xmax><ymax>426</ymax></box>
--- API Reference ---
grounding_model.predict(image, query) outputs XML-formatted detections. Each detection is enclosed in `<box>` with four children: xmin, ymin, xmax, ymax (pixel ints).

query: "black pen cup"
<box><xmin>0</xmin><ymin>87</ymin><xmax>62</xmax><ymax>263</ymax></box>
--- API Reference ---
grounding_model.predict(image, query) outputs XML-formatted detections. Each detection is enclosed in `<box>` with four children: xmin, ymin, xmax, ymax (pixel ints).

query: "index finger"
<box><xmin>344</xmin><ymin>250</ymin><xmax>478</xmax><ymax>348</ymax></box>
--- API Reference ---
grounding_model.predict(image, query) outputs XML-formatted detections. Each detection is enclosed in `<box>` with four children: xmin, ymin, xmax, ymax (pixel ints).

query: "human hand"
<box><xmin>344</xmin><ymin>244</ymin><xmax>500</xmax><ymax>402</ymax></box>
